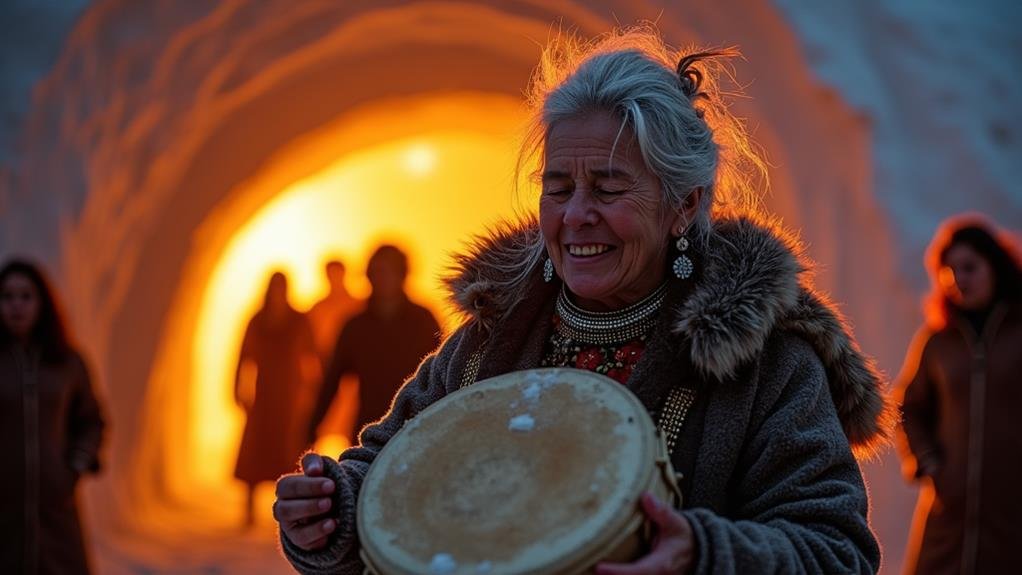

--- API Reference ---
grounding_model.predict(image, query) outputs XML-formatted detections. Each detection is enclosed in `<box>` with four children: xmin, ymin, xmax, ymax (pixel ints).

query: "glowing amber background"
<box><xmin>178</xmin><ymin>95</ymin><xmax>534</xmax><ymax>524</ymax></box>
<box><xmin>8</xmin><ymin>2</ymin><xmax>982</xmax><ymax>570</ymax></box>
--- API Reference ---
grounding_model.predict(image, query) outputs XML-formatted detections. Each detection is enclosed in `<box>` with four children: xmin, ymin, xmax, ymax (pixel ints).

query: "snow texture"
<box><xmin>429</xmin><ymin>553</ymin><xmax>457</xmax><ymax>575</ymax></box>
<box><xmin>508</xmin><ymin>414</ymin><xmax>536</xmax><ymax>432</ymax></box>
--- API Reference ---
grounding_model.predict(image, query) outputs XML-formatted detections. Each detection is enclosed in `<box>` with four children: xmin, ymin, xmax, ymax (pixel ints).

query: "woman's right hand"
<box><xmin>274</xmin><ymin>453</ymin><xmax>338</xmax><ymax>550</ymax></box>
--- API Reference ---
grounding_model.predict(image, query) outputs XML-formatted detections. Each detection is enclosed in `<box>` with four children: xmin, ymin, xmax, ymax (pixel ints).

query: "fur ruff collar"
<box><xmin>444</xmin><ymin>215</ymin><xmax>895</xmax><ymax>457</ymax></box>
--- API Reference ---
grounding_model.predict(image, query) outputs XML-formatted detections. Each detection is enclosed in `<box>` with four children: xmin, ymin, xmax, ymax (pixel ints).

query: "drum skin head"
<box><xmin>358</xmin><ymin>368</ymin><xmax>657</xmax><ymax>575</ymax></box>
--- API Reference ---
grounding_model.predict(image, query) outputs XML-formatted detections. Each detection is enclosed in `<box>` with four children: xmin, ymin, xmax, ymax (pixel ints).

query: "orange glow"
<box><xmin>403</xmin><ymin>143</ymin><xmax>438</xmax><ymax>176</ymax></box>
<box><xmin>190</xmin><ymin>126</ymin><xmax>534</xmax><ymax>492</ymax></box>
<box><xmin>938</xmin><ymin>266</ymin><xmax>959</xmax><ymax>298</ymax></box>
<box><xmin>314</xmin><ymin>433</ymin><xmax>351</xmax><ymax>458</ymax></box>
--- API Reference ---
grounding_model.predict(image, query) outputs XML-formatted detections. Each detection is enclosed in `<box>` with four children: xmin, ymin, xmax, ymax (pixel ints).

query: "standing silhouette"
<box><xmin>305</xmin><ymin>261</ymin><xmax>362</xmax><ymax>443</ymax></box>
<box><xmin>0</xmin><ymin>258</ymin><xmax>106</xmax><ymax>574</ymax></box>
<box><xmin>307</xmin><ymin>260</ymin><xmax>361</xmax><ymax>363</ymax></box>
<box><xmin>307</xmin><ymin>245</ymin><xmax>440</xmax><ymax>446</ymax></box>
<box><xmin>234</xmin><ymin>271</ymin><xmax>318</xmax><ymax>527</ymax></box>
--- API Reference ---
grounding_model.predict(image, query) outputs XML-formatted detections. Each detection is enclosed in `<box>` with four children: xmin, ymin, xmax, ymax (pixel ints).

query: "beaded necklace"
<box><xmin>554</xmin><ymin>282</ymin><xmax>667</xmax><ymax>345</ymax></box>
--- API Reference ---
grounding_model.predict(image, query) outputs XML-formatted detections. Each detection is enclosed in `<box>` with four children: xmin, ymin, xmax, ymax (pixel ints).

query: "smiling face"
<box><xmin>539</xmin><ymin>111</ymin><xmax>686</xmax><ymax>311</ymax></box>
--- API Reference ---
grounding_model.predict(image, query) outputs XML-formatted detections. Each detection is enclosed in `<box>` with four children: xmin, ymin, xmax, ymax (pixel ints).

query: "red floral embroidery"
<box><xmin>615</xmin><ymin>341</ymin><xmax>644</xmax><ymax>363</ymax></box>
<box><xmin>540</xmin><ymin>314</ymin><xmax>650</xmax><ymax>384</ymax></box>
<box><xmin>576</xmin><ymin>348</ymin><xmax>605</xmax><ymax>370</ymax></box>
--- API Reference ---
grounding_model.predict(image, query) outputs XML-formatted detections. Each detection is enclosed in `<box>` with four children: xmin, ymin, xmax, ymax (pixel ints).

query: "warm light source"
<box><xmin>190</xmin><ymin>127</ymin><xmax>535</xmax><ymax>494</ymax></box>
<box><xmin>403</xmin><ymin>143</ymin><xmax>437</xmax><ymax>176</ymax></box>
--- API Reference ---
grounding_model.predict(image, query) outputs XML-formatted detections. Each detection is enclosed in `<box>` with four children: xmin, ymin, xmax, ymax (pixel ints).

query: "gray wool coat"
<box><xmin>281</xmin><ymin>216</ymin><xmax>895</xmax><ymax>574</ymax></box>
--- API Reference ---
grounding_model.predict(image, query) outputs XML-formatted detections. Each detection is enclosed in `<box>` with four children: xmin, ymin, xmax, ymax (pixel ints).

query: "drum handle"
<box><xmin>655</xmin><ymin>430</ymin><xmax>684</xmax><ymax>509</ymax></box>
<box><xmin>360</xmin><ymin>548</ymin><xmax>379</xmax><ymax>575</ymax></box>
<box><xmin>640</xmin><ymin>431</ymin><xmax>685</xmax><ymax>546</ymax></box>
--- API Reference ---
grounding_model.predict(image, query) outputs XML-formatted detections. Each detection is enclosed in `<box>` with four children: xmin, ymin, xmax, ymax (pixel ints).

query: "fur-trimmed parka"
<box><xmin>281</xmin><ymin>216</ymin><xmax>895</xmax><ymax>574</ymax></box>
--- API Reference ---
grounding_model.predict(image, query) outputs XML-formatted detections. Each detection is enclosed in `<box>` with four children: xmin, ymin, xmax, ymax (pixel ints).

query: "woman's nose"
<box><xmin>562</xmin><ymin>189</ymin><xmax>597</xmax><ymax>228</ymax></box>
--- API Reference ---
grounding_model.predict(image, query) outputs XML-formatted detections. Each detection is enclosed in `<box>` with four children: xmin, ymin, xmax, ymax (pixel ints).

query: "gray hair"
<box><xmin>516</xmin><ymin>26</ymin><xmax>765</xmax><ymax>250</ymax></box>
<box><xmin>497</xmin><ymin>26</ymin><xmax>766</xmax><ymax>308</ymax></box>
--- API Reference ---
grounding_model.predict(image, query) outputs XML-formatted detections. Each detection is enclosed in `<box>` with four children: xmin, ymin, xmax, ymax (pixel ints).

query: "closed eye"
<box><xmin>542</xmin><ymin>187</ymin><xmax>572</xmax><ymax>198</ymax></box>
<box><xmin>594</xmin><ymin>185</ymin><xmax>632</xmax><ymax>202</ymax></box>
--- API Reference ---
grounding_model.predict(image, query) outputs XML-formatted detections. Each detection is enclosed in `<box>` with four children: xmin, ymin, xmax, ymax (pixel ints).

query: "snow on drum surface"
<box><xmin>357</xmin><ymin>368</ymin><xmax>658</xmax><ymax>574</ymax></box>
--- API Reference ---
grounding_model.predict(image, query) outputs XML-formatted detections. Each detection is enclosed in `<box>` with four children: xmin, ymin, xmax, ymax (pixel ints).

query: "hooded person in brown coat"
<box><xmin>897</xmin><ymin>216</ymin><xmax>1022</xmax><ymax>575</ymax></box>
<box><xmin>0</xmin><ymin>259</ymin><xmax>106</xmax><ymax>575</ymax></box>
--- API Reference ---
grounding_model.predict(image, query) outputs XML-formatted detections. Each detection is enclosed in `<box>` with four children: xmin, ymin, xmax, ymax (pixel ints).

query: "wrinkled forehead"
<box><xmin>543</xmin><ymin>111</ymin><xmax>644</xmax><ymax>174</ymax></box>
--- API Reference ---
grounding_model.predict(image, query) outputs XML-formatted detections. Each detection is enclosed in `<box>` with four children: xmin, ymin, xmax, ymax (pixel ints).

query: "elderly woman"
<box><xmin>275</xmin><ymin>28</ymin><xmax>892</xmax><ymax>574</ymax></box>
<box><xmin>897</xmin><ymin>217</ymin><xmax>1022</xmax><ymax>575</ymax></box>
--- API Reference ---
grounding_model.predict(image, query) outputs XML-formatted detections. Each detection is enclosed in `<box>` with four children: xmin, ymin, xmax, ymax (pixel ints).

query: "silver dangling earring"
<box><xmin>672</xmin><ymin>235</ymin><xmax>694</xmax><ymax>279</ymax></box>
<box><xmin>543</xmin><ymin>258</ymin><xmax>554</xmax><ymax>283</ymax></box>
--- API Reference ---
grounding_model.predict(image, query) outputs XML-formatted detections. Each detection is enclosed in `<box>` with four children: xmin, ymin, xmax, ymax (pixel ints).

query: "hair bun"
<box><xmin>676</xmin><ymin>56</ymin><xmax>704</xmax><ymax>99</ymax></box>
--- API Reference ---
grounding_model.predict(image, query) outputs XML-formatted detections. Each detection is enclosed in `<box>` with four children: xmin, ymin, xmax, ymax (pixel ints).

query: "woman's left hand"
<box><xmin>595</xmin><ymin>492</ymin><xmax>695</xmax><ymax>575</ymax></box>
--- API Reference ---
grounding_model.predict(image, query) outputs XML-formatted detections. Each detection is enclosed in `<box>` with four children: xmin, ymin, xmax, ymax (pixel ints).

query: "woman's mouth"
<box><xmin>567</xmin><ymin>244</ymin><xmax>612</xmax><ymax>257</ymax></box>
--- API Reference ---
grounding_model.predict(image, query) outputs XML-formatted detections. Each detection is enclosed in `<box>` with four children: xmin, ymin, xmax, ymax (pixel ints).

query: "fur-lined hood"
<box><xmin>445</xmin><ymin>216</ymin><xmax>895</xmax><ymax>457</ymax></box>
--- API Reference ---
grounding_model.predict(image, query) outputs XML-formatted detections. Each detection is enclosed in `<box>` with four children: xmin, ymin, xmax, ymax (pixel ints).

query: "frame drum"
<box><xmin>357</xmin><ymin>368</ymin><xmax>682</xmax><ymax>574</ymax></box>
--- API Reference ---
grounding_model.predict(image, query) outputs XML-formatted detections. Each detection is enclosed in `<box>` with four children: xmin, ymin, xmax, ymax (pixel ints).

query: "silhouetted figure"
<box><xmin>234</xmin><ymin>272</ymin><xmax>318</xmax><ymax>527</ymax></box>
<box><xmin>307</xmin><ymin>260</ymin><xmax>361</xmax><ymax>363</ymax></box>
<box><xmin>0</xmin><ymin>259</ymin><xmax>106</xmax><ymax>575</ymax></box>
<box><xmin>307</xmin><ymin>245</ymin><xmax>440</xmax><ymax>445</ymax></box>
<box><xmin>306</xmin><ymin>260</ymin><xmax>362</xmax><ymax>443</ymax></box>
<box><xmin>897</xmin><ymin>217</ymin><xmax>1022</xmax><ymax>575</ymax></box>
